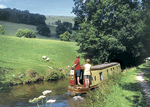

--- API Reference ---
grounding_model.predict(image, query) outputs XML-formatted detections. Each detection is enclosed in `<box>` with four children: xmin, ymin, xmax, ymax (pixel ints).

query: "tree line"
<box><xmin>0</xmin><ymin>8</ymin><xmax>46</xmax><ymax>25</ymax></box>
<box><xmin>0</xmin><ymin>8</ymin><xmax>51</xmax><ymax>37</ymax></box>
<box><xmin>72</xmin><ymin>0</ymin><xmax>150</xmax><ymax>68</ymax></box>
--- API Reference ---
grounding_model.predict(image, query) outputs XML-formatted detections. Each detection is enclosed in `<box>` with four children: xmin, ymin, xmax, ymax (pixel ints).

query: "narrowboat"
<box><xmin>68</xmin><ymin>62</ymin><xmax>122</xmax><ymax>95</ymax></box>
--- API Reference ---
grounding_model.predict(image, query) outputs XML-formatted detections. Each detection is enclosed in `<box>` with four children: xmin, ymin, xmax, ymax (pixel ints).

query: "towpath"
<box><xmin>136</xmin><ymin>71</ymin><xmax>150</xmax><ymax>106</ymax></box>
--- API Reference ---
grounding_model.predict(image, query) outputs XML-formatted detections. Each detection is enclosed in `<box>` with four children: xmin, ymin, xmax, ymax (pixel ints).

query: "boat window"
<box><xmin>99</xmin><ymin>72</ymin><xmax>103</xmax><ymax>81</ymax></box>
<box><xmin>113</xmin><ymin>67</ymin><xmax>114</xmax><ymax>70</ymax></box>
<box><xmin>111</xmin><ymin>68</ymin><xmax>112</xmax><ymax>73</ymax></box>
<box><xmin>107</xmin><ymin>69</ymin><xmax>109</xmax><ymax>75</ymax></box>
<box><xmin>94</xmin><ymin>76</ymin><xmax>96</xmax><ymax>81</ymax></box>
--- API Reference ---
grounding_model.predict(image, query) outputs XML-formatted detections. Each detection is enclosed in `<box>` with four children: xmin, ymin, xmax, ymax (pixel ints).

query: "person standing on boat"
<box><xmin>73</xmin><ymin>55</ymin><xmax>81</xmax><ymax>85</ymax></box>
<box><xmin>84</xmin><ymin>59</ymin><xmax>91</xmax><ymax>88</ymax></box>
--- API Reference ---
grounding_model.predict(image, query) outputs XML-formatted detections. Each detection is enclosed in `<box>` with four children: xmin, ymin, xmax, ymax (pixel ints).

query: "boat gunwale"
<box><xmin>90</xmin><ymin>62</ymin><xmax>119</xmax><ymax>70</ymax></box>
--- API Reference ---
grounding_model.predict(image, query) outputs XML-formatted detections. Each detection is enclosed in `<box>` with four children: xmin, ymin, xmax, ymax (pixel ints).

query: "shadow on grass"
<box><xmin>119</xmin><ymin>82</ymin><xmax>148</xmax><ymax>107</ymax></box>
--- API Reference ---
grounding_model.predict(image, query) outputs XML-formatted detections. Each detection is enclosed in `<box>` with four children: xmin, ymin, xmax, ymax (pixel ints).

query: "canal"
<box><xmin>0</xmin><ymin>79</ymin><xmax>87</xmax><ymax>107</ymax></box>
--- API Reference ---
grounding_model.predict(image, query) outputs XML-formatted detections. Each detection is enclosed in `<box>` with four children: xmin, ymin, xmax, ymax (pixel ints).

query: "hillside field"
<box><xmin>0</xmin><ymin>15</ymin><xmax>75</xmax><ymax>40</ymax></box>
<box><xmin>0</xmin><ymin>35</ymin><xmax>85</xmax><ymax>83</ymax></box>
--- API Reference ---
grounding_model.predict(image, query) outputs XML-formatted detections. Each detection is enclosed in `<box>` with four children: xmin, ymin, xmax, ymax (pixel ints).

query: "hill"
<box><xmin>0</xmin><ymin>35</ymin><xmax>84</xmax><ymax>84</ymax></box>
<box><xmin>0</xmin><ymin>15</ymin><xmax>75</xmax><ymax>40</ymax></box>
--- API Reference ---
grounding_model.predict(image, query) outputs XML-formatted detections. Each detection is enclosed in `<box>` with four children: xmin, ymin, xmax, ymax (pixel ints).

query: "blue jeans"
<box><xmin>76</xmin><ymin>70</ymin><xmax>80</xmax><ymax>77</ymax></box>
<box><xmin>84</xmin><ymin>75</ymin><xmax>90</xmax><ymax>79</ymax></box>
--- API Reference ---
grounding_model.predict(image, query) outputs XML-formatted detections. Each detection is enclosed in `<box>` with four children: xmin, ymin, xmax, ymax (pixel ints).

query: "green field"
<box><xmin>0</xmin><ymin>35</ymin><xmax>85</xmax><ymax>84</ymax></box>
<box><xmin>0</xmin><ymin>15</ymin><xmax>75</xmax><ymax>40</ymax></box>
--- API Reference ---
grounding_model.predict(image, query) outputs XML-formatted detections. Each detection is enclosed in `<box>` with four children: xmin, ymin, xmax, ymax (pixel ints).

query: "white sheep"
<box><xmin>48</xmin><ymin>66</ymin><xmax>53</xmax><ymax>69</ymax></box>
<box><xmin>46</xmin><ymin>58</ymin><xmax>50</xmax><ymax>61</ymax></box>
<box><xmin>42</xmin><ymin>56</ymin><xmax>46</xmax><ymax>59</ymax></box>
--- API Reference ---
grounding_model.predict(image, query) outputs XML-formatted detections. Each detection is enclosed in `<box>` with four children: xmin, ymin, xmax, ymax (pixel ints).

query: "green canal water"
<box><xmin>0</xmin><ymin>79</ymin><xmax>87</xmax><ymax>107</ymax></box>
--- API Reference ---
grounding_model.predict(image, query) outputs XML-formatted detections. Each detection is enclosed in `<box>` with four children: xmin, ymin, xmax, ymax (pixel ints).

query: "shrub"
<box><xmin>0</xmin><ymin>25</ymin><xmax>5</xmax><ymax>35</ymax></box>
<box><xmin>45</xmin><ymin>69</ymin><xmax>65</xmax><ymax>81</ymax></box>
<box><xmin>59</xmin><ymin>31</ymin><xmax>72</xmax><ymax>41</ymax></box>
<box><xmin>25</xmin><ymin>69</ymin><xmax>38</xmax><ymax>78</ymax></box>
<box><xmin>15</xmin><ymin>29</ymin><xmax>25</xmax><ymax>37</ymax></box>
<box><xmin>24</xmin><ymin>29</ymin><xmax>36</xmax><ymax>38</ymax></box>
<box><xmin>15</xmin><ymin>29</ymin><xmax>36</xmax><ymax>38</ymax></box>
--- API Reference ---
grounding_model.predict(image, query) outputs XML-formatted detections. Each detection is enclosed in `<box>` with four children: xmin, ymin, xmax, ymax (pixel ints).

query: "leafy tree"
<box><xmin>0</xmin><ymin>25</ymin><xmax>5</xmax><ymax>35</ymax></box>
<box><xmin>72</xmin><ymin>0</ymin><xmax>146</xmax><ymax>66</ymax></box>
<box><xmin>55</xmin><ymin>23</ymin><xmax>66</xmax><ymax>37</ymax></box>
<box><xmin>15</xmin><ymin>29</ymin><xmax>36</xmax><ymax>38</ymax></box>
<box><xmin>55</xmin><ymin>20</ymin><xmax>61</xmax><ymax>25</ymax></box>
<box><xmin>55</xmin><ymin>21</ymin><xmax>72</xmax><ymax>37</ymax></box>
<box><xmin>36</xmin><ymin>24</ymin><xmax>51</xmax><ymax>36</ymax></box>
<box><xmin>59</xmin><ymin>31</ymin><xmax>72</xmax><ymax>41</ymax></box>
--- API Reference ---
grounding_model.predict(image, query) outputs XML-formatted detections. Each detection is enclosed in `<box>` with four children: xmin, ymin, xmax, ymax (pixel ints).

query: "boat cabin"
<box><xmin>68</xmin><ymin>62</ymin><xmax>121</xmax><ymax>95</ymax></box>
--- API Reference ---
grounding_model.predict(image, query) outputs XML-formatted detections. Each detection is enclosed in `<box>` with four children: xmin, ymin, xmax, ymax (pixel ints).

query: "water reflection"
<box><xmin>0</xmin><ymin>79</ymin><xmax>87</xmax><ymax>107</ymax></box>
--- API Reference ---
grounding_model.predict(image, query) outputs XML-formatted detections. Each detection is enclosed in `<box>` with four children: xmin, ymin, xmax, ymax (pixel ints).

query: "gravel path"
<box><xmin>136</xmin><ymin>71</ymin><xmax>150</xmax><ymax>105</ymax></box>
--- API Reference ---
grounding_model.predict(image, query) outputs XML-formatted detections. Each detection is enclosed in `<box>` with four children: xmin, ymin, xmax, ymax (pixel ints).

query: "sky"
<box><xmin>0</xmin><ymin>0</ymin><xmax>76</xmax><ymax>16</ymax></box>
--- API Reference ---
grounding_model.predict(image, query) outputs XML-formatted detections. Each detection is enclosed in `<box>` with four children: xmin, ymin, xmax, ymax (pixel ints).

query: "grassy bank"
<box><xmin>0</xmin><ymin>35</ymin><xmax>85</xmax><ymax>87</ymax></box>
<box><xmin>84</xmin><ymin>63</ymin><xmax>149</xmax><ymax>107</ymax></box>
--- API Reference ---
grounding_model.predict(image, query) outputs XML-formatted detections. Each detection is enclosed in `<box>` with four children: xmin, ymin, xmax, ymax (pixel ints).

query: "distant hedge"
<box><xmin>15</xmin><ymin>29</ymin><xmax>36</xmax><ymax>38</ymax></box>
<box><xmin>0</xmin><ymin>25</ymin><xmax>5</xmax><ymax>35</ymax></box>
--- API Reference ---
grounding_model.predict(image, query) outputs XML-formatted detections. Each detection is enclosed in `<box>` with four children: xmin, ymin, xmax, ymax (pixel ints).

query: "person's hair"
<box><xmin>77</xmin><ymin>55</ymin><xmax>80</xmax><ymax>58</ymax></box>
<box><xmin>86</xmin><ymin>59</ymin><xmax>90</xmax><ymax>62</ymax></box>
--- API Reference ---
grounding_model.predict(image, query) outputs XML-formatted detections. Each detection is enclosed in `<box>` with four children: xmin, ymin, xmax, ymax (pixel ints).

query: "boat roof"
<box><xmin>91</xmin><ymin>62</ymin><xmax>119</xmax><ymax>70</ymax></box>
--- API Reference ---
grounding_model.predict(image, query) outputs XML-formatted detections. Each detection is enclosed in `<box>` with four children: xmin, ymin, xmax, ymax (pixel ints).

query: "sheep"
<box><xmin>46</xmin><ymin>58</ymin><xmax>50</xmax><ymax>61</ymax></box>
<box><xmin>48</xmin><ymin>66</ymin><xmax>53</xmax><ymax>69</ymax></box>
<box><xmin>42</xmin><ymin>56</ymin><xmax>46</xmax><ymax>59</ymax></box>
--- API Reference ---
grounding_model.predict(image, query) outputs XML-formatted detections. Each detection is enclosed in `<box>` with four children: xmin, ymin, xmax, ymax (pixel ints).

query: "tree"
<box><xmin>55</xmin><ymin>20</ymin><xmax>61</xmax><ymax>25</ymax></box>
<box><xmin>55</xmin><ymin>21</ymin><xmax>72</xmax><ymax>37</ymax></box>
<box><xmin>59</xmin><ymin>31</ymin><xmax>72</xmax><ymax>41</ymax></box>
<box><xmin>36</xmin><ymin>24</ymin><xmax>51</xmax><ymax>36</ymax></box>
<box><xmin>72</xmin><ymin>0</ymin><xmax>146</xmax><ymax>66</ymax></box>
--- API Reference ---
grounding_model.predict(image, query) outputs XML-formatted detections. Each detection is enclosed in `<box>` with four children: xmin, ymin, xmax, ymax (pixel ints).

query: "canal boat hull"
<box><xmin>68</xmin><ymin>84</ymin><xmax>99</xmax><ymax>95</ymax></box>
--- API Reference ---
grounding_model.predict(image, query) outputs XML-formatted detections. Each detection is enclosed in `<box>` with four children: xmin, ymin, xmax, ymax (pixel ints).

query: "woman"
<box><xmin>84</xmin><ymin>59</ymin><xmax>91</xmax><ymax>88</ymax></box>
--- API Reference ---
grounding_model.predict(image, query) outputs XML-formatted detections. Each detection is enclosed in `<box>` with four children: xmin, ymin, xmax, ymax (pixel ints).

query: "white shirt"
<box><xmin>84</xmin><ymin>63</ymin><xmax>91</xmax><ymax>75</ymax></box>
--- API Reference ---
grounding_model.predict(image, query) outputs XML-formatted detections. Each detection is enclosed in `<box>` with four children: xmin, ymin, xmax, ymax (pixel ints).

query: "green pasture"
<box><xmin>0</xmin><ymin>35</ymin><xmax>85</xmax><ymax>83</ymax></box>
<box><xmin>84</xmin><ymin>64</ymin><xmax>149</xmax><ymax>107</ymax></box>
<box><xmin>0</xmin><ymin>15</ymin><xmax>75</xmax><ymax>41</ymax></box>
<box><xmin>45</xmin><ymin>15</ymin><xmax>74</xmax><ymax>25</ymax></box>
<box><xmin>0</xmin><ymin>20</ymin><xmax>59</xmax><ymax>40</ymax></box>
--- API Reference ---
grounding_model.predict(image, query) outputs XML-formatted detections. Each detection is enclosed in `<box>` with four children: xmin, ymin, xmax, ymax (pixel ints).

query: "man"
<box><xmin>84</xmin><ymin>59</ymin><xmax>91</xmax><ymax>88</ymax></box>
<box><xmin>73</xmin><ymin>55</ymin><xmax>81</xmax><ymax>85</ymax></box>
